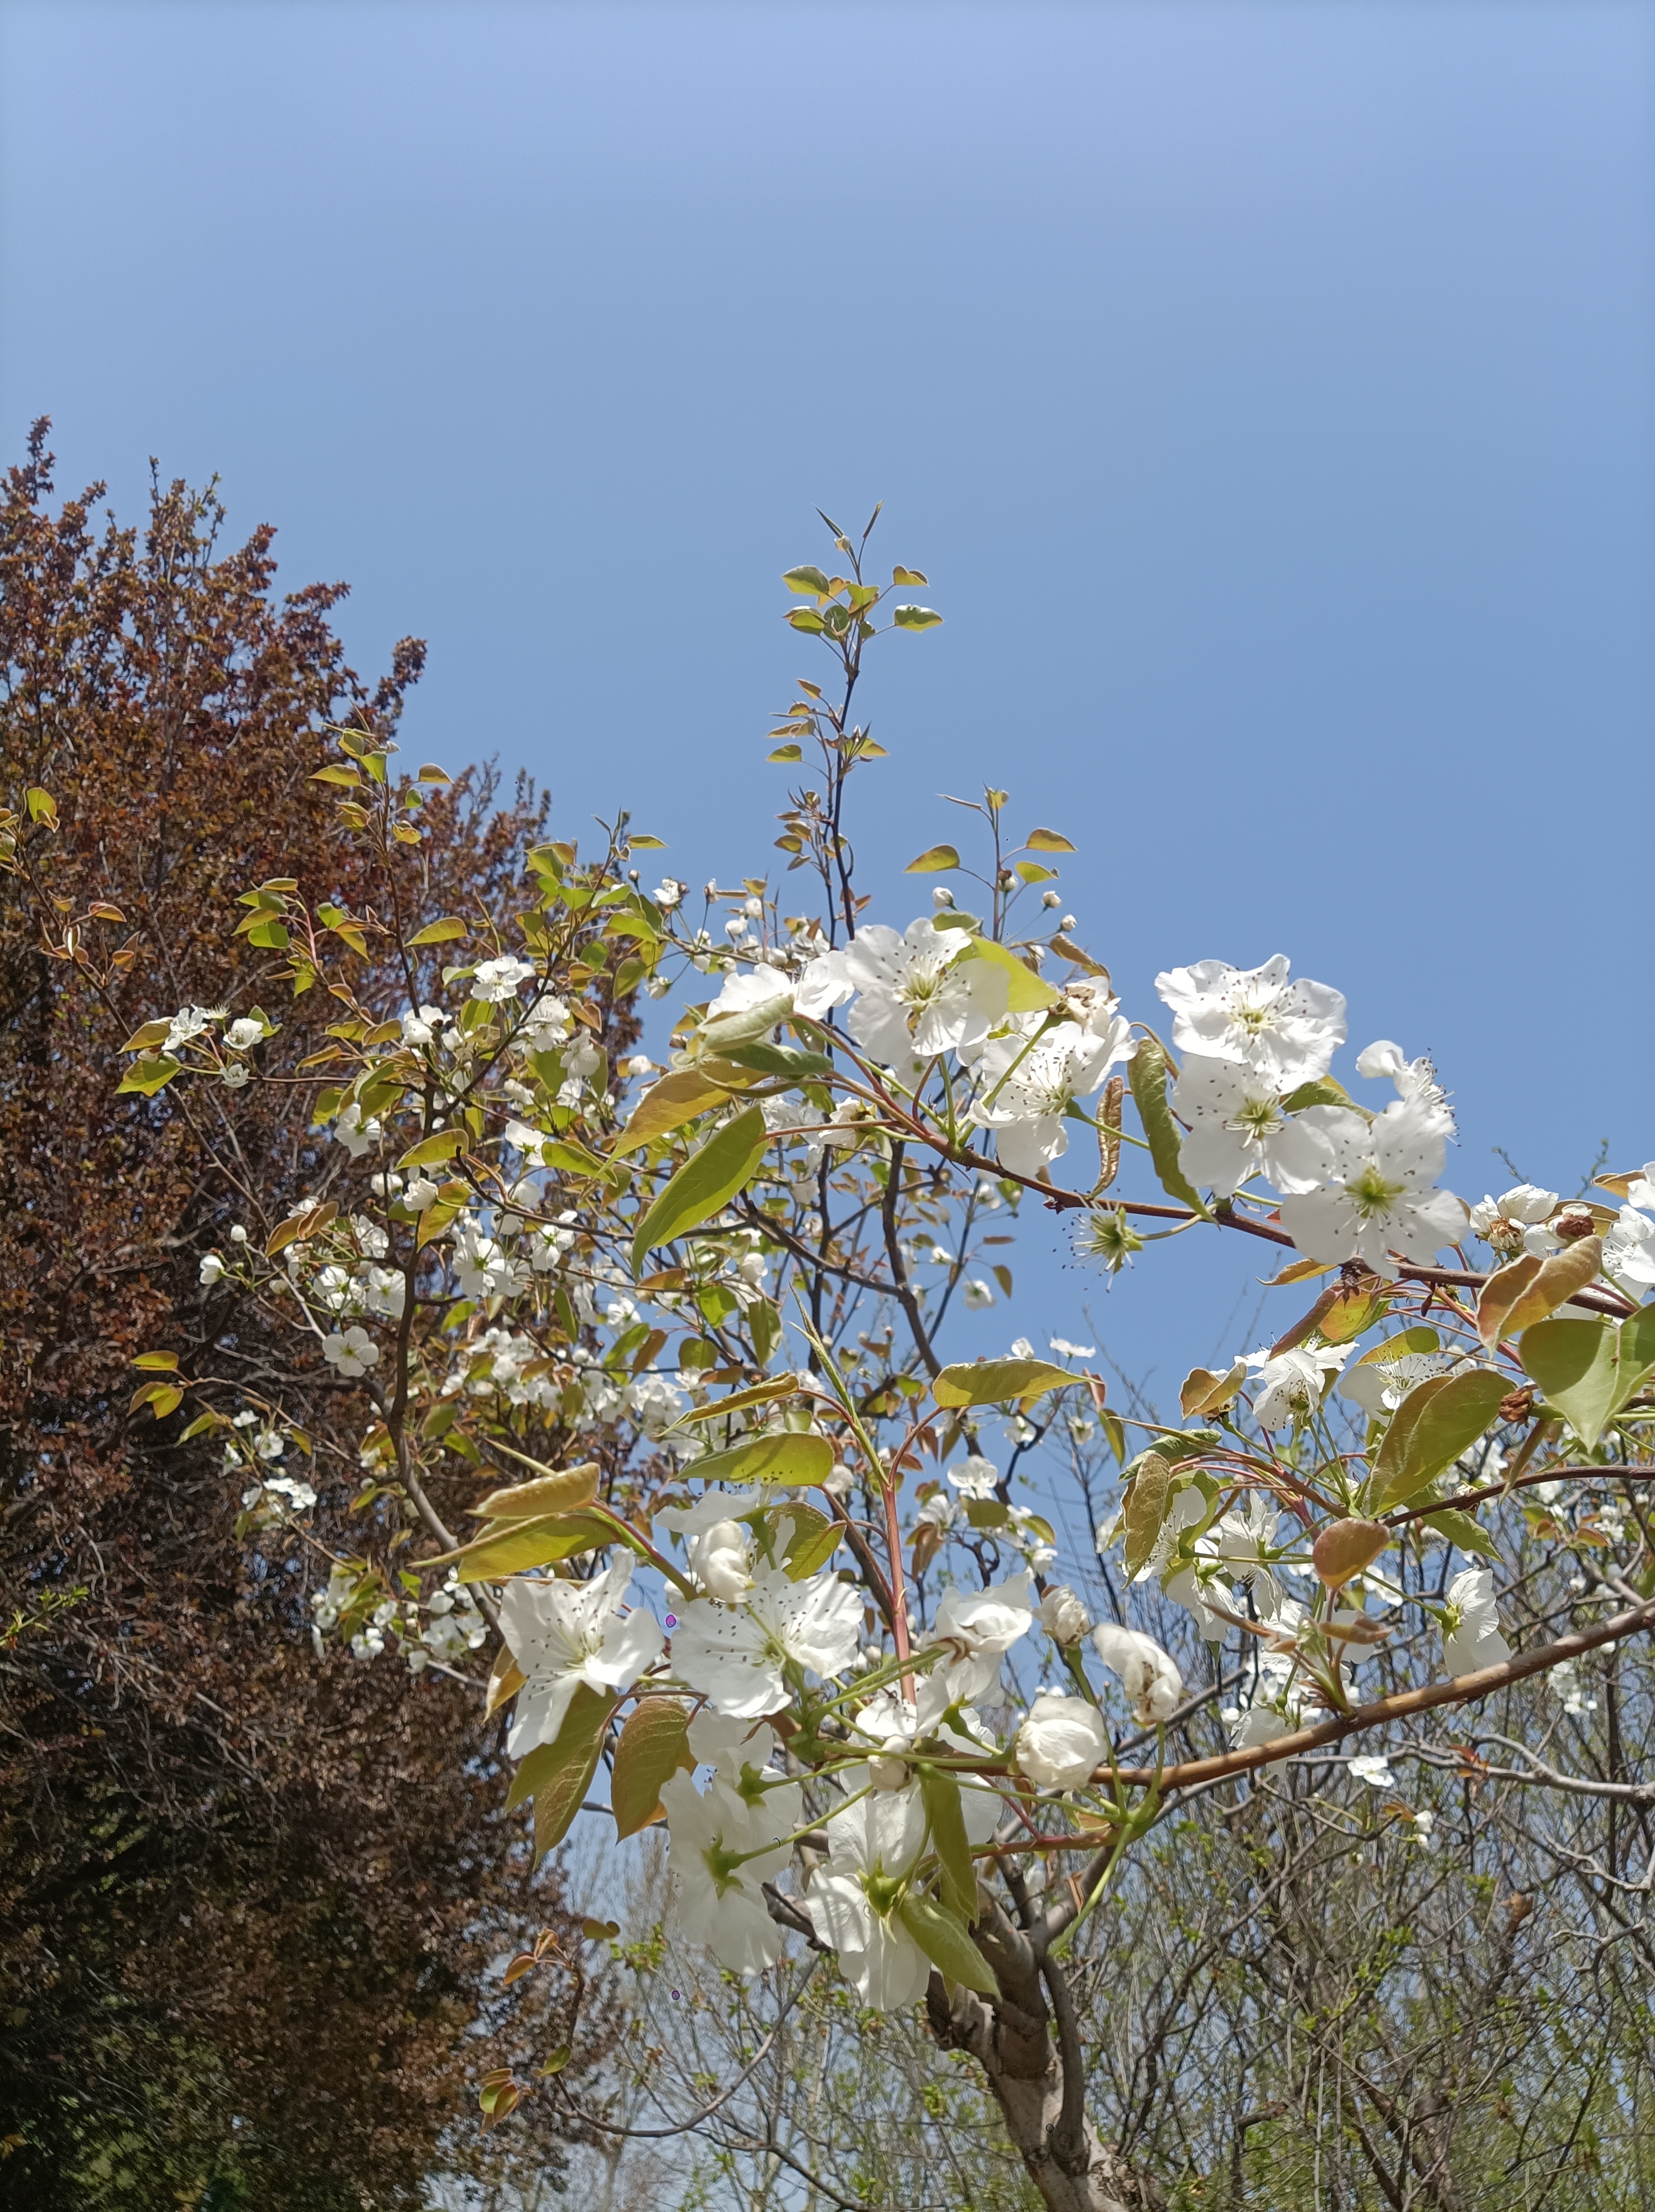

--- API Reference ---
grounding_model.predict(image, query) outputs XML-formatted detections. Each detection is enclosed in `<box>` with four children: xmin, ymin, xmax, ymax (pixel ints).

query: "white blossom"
<box><xmin>223</xmin><ymin>1016</ymin><xmax>266</xmax><ymax>1052</ymax></box>
<box><xmin>946</xmin><ymin>1459</ymin><xmax>1000</xmax><ymax>1499</ymax></box>
<box><xmin>670</xmin><ymin>1566</ymin><xmax>862</xmax><ymax>1718</ymax></box>
<box><xmin>1172</xmin><ymin>1055</ymin><xmax>1334</xmax><ymax>1197</ymax></box>
<box><xmin>795</xmin><ymin>919</ymin><xmax>1008</xmax><ymax>1070</ymax></box>
<box><xmin>927</xmin><ymin>1571</ymin><xmax>1033</xmax><ymax>1702</ymax></box>
<box><xmin>970</xmin><ymin>1017</ymin><xmax>1133</xmax><ymax>1179</ymax></box>
<box><xmin>707</xmin><ymin>968</ymin><xmax>794</xmax><ymax>1026</ymax></box>
<box><xmin>1154</xmin><ymin>956</ymin><xmax>1345</xmax><ymax>1087</ymax></box>
<box><xmin>1242</xmin><ymin>1341</ymin><xmax>1349</xmax><ymax>1431</ymax></box>
<box><xmin>811</xmin><ymin>1788</ymin><xmax>932</xmax><ymax>2011</ymax></box>
<box><xmin>322</xmin><ymin>1325</ymin><xmax>379</xmax><ymax>1377</ymax></box>
<box><xmin>1339</xmin><ymin>1348</ymin><xmax>1460</xmax><ymax>1417</ymax></box>
<box><xmin>962</xmin><ymin>1277</ymin><xmax>995</xmax><ymax>1309</ymax></box>
<box><xmin>471</xmin><ymin>954</ymin><xmax>536</xmax><ymax>1003</ymax></box>
<box><xmin>165</xmin><ymin>1004</ymin><xmax>222</xmax><ymax>1051</ymax></box>
<box><xmin>199</xmin><ymin>1251</ymin><xmax>226</xmax><ymax>1285</ymax></box>
<box><xmin>660</xmin><ymin>1771</ymin><xmax>792</xmax><ymax>1974</ymax></box>
<box><xmin>1440</xmin><ymin>1567</ymin><xmax>1511</xmax><ymax>1678</ymax></box>
<box><xmin>1604</xmin><ymin>1203</ymin><xmax>1655</xmax><ymax>1289</ymax></box>
<box><xmin>498</xmin><ymin>1555</ymin><xmax>664</xmax><ymax>1757</ymax></box>
<box><xmin>687</xmin><ymin>1519</ymin><xmax>757</xmax><ymax>1603</ymax></box>
<box><xmin>1347</xmin><ymin>1754</ymin><xmax>1393</xmax><ymax>1789</ymax></box>
<box><xmin>400</xmin><ymin>1004</ymin><xmax>447</xmax><ymax>1047</ymax></box>
<box><xmin>1016</xmin><ymin>1689</ymin><xmax>1110</xmax><ymax>1790</ymax></box>
<box><xmin>1355</xmin><ymin>1039</ymin><xmax>1451</xmax><ymax>1125</ymax></box>
<box><xmin>1277</xmin><ymin>1098</ymin><xmax>1467</xmax><ymax>1275</ymax></box>
<box><xmin>332</xmin><ymin>1103</ymin><xmax>382</xmax><ymax>1159</ymax></box>
<box><xmin>1091</xmin><ymin>1623</ymin><xmax>1183</xmax><ymax>1724</ymax></box>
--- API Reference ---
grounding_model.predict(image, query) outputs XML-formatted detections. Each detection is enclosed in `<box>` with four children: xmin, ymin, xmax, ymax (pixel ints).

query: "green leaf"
<box><xmin>767</xmin><ymin>743</ymin><xmax>804</xmax><ymax>763</ymax></box>
<box><xmin>714</xmin><ymin>1041</ymin><xmax>833</xmax><ymax>1077</ymax></box>
<box><xmin>904</xmin><ymin>844</ymin><xmax>961</xmax><ymax>873</ymax></box>
<box><xmin>25</xmin><ymin>785</ymin><xmax>58</xmax><ymax>826</ymax></box>
<box><xmin>1519</xmin><ymin>1317</ymin><xmax>1620</xmax><ymax>1450</ymax></box>
<box><xmin>397</xmin><ymin>1129</ymin><xmax>465</xmax><ymax>1169</ymax></box>
<box><xmin>1013</xmin><ymin>860</ymin><xmax>1057</xmax><ymax>884</ymax></box>
<box><xmin>1615</xmin><ymin>1303</ymin><xmax>1655</xmax><ymax>1413</ymax></box>
<box><xmin>782</xmin><ymin>564</ymin><xmax>832</xmax><ymax>597</ymax></box>
<box><xmin>933</xmin><ymin>1357</ymin><xmax>1074</xmax><ymax>1408</ymax></box>
<box><xmin>1024</xmin><ymin>828</ymin><xmax>1076</xmax><ymax>854</ymax></box>
<box><xmin>630</xmin><ymin>1104</ymin><xmax>770</xmax><ymax>1275</ymax></box>
<box><xmin>1279</xmin><ymin>1077</ymin><xmax>1355</xmax><ymax>1113</ymax></box>
<box><xmin>610</xmin><ymin>1698</ymin><xmax>694</xmax><ymax>1839</ymax></box>
<box><xmin>1421</xmin><ymin>1507</ymin><xmax>1500</xmax><ymax>1560</ymax></box>
<box><xmin>436</xmin><ymin>1511</ymin><xmax>622</xmax><ymax>1581</ymax></box>
<box><xmin>964</xmin><ymin>1498</ymin><xmax>1009</xmax><ymax>1530</ymax></box>
<box><xmin>785</xmin><ymin>607</ymin><xmax>826</xmax><ymax>634</ymax></box>
<box><xmin>1129</xmin><ymin>1040</ymin><xmax>1209</xmax><ymax>1217</ymax></box>
<box><xmin>956</xmin><ymin>936</ymin><xmax>1060</xmax><ymax>1012</ymax></box>
<box><xmin>616</xmin><ymin>1065</ymin><xmax>748</xmax><ymax>1153</ymax></box>
<box><xmin>1354</xmin><ymin>1327</ymin><xmax>1441</xmax><ymax>1367</ymax></box>
<box><xmin>700</xmin><ymin>998</ymin><xmax>794</xmax><ymax>1051</ymax></box>
<box><xmin>896</xmin><ymin>1893</ymin><xmax>997</xmax><ymax>1995</ymax></box>
<box><xmin>892</xmin><ymin>565</ymin><xmax>928</xmax><ymax>585</ymax></box>
<box><xmin>469</xmin><ymin>1462</ymin><xmax>600</xmax><ymax>1520</ymax></box>
<box><xmin>1123</xmin><ymin>1456</ymin><xmax>1174</xmax><ymax>1579</ymax></box>
<box><xmin>117</xmin><ymin>1054</ymin><xmax>183</xmax><ymax>1097</ymax></box>
<box><xmin>1366</xmin><ymin>1367</ymin><xmax>1508</xmax><ymax>1512</ymax></box>
<box><xmin>918</xmin><ymin>1766</ymin><xmax>977</xmax><ymax>1922</ymax></box>
<box><xmin>133</xmin><ymin>1350</ymin><xmax>180</xmax><ymax>1373</ymax></box>
<box><xmin>407</xmin><ymin>916</ymin><xmax>469</xmax><ymax>946</ymax></box>
<box><xmin>774</xmin><ymin>1504</ymin><xmax>840</xmax><ymax>1579</ymax></box>
<box><xmin>680</xmin><ymin>1432</ymin><xmax>834</xmax><ymax>1487</ymax></box>
<box><xmin>892</xmin><ymin>604</ymin><xmax>943</xmax><ymax>630</ymax></box>
<box><xmin>673</xmin><ymin>1376</ymin><xmax>800</xmax><ymax>1427</ymax></box>
<box><xmin>309</xmin><ymin>763</ymin><xmax>362</xmax><ymax>787</ymax></box>
<box><xmin>246</xmin><ymin>917</ymin><xmax>289</xmax><ymax>950</ymax></box>
<box><xmin>504</xmin><ymin>1685</ymin><xmax>615</xmax><ymax>1860</ymax></box>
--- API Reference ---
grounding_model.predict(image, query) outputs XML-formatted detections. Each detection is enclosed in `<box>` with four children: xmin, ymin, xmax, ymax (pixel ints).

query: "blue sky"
<box><xmin>3</xmin><ymin>0</ymin><xmax>1651</xmax><ymax>1392</ymax></box>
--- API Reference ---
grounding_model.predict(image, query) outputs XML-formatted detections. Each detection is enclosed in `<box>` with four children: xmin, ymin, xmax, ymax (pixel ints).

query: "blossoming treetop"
<box><xmin>22</xmin><ymin>507</ymin><xmax>1652</xmax><ymax>2211</ymax></box>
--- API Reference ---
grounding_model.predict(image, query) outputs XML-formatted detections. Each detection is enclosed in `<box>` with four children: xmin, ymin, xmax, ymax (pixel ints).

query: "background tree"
<box><xmin>0</xmin><ymin>424</ymin><xmax>622</xmax><ymax>2208</ymax></box>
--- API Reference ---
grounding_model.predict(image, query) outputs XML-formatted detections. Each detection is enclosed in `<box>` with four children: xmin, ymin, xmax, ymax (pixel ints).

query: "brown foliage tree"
<box><xmin>0</xmin><ymin>424</ymin><xmax>609</xmax><ymax>2207</ymax></box>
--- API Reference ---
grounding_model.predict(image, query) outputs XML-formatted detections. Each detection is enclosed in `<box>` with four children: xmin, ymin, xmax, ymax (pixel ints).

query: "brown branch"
<box><xmin>1096</xmin><ymin>1595</ymin><xmax>1655</xmax><ymax>1793</ymax></box>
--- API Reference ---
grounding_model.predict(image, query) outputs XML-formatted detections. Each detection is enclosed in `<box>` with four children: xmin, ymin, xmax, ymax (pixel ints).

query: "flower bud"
<box><xmin>1015</xmin><ymin>1689</ymin><xmax>1110</xmax><ymax>1791</ymax></box>
<box><xmin>1311</xmin><ymin>1519</ymin><xmax>1389</xmax><ymax>1593</ymax></box>
<box><xmin>1038</xmin><ymin>1585</ymin><xmax>1091</xmax><ymax>1645</ymax></box>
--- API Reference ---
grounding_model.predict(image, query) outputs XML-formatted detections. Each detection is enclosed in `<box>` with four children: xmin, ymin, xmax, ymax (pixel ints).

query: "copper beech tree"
<box><xmin>10</xmin><ymin>476</ymin><xmax>1653</xmax><ymax>2211</ymax></box>
<box><xmin>0</xmin><ymin>426</ymin><xmax>618</xmax><ymax>2207</ymax></box>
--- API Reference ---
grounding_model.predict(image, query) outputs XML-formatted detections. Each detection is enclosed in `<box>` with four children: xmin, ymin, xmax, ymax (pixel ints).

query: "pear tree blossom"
<box><xmin>94</xmin><ymin>514</ymin><xmax>1655</xmax><ymax>2212</ymax></box>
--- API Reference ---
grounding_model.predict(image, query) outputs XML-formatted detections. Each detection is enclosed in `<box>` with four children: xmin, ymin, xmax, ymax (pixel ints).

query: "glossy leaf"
<box><xmin>1024</xmin><ymin>828</ymin><xmax>1076</xmax><ymax>854</ymax></box>
<box><xmin>897</xmin><ymin>1893</ymin><xmax>997</xmax><ymax>1995</ymax></box>
<box><xmin>1519</xmin><ymin>1316</ymin><xmax>1621</xmax><ymax>1449</ymax></box>
<box><xmin>918</xmin><ymin>1766</ymin><xmax>977</xmax><ymax>1922</ymax></box>
<box><xmin>892</xmin><ymin>604</ymin><xmax>942</xmax><ymax>629</ymax></box>
<box><xmin>630</xmin><ymin>1104</ymin><xmax>769</xmax><ymax>1275</ymax></box>
<box><xmin>1129</xmin><ymin>1040</ymin><xmax>1208</xmax><ymax>1217</ymax></box>
<box><xmin>610</xmin><ymin>1699</ymin><xmax>694</xmax><ymax>1838</ymax></box>
<box><xmin>904</xmin><ymin>844</ymin><xmax>961</xmax><ymax>873</ymax></box>
<box><xmin>116</xmin><ymin>1053</ymin><xmax>183</xmax><ymax>1097</ymax></box>
<box><xmin>678</xmin><ymin>1431</ymin><xmax>834</xmax><ymax>1487</ymax></box>
<box><xmin>407</xmin><ymin>916</ymin><xmax>469</xmax><ymax>946</ymax></box>
<box><xmin>469</xmin><ymin>1463</ymin><xmax>600</xmax><ymax>1520</ymax></box>
<box><xmin>1482</xmin><ymin>1237</ymin><xmax>1604</xmax><ymax>1342</ymax></box>
<box><xmin>956</xmin><ymin>935</ymin><xmax>1059</xmax><ymax>1012</ymax></box>
<box><xmin>1366</xmin><ymin>1367</ymin><xmax>1508</xmax><ymax>1512</ymax></box>
<box><xmin>933</xmin><ymin>1357</ymin><xmax>1074</xmax><ymax>1407</ymax></box>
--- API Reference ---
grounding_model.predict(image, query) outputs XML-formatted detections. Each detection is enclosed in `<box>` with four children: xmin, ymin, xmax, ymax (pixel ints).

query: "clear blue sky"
<box><xmin>3</xmin><ymin>0</ymin><xmax>1652</xmax><ymax>1391</ymax></box>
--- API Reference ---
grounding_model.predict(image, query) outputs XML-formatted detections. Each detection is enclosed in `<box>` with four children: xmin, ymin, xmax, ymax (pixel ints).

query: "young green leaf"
<box><xmin>933</xmin><ymin>1357</ymin><xmax>1074</xmax><ymax>1408</ymax></box>
<box><xmin>918</xmin><ymin>1766</ymin><xmax>977</xmax><ymax>1922</ymax></box>
<box><xmin>1128</xmin><ymin>1040</ymin><xmax>1208</xmax><ymax>1217</ymax></box>
<box><xmin>892</xmin><ymin>604</ymin><xmax>943</xmax><ymax>630</ymax></box>
<box><xmin>1366</xmin><ymin>1367</ymin><xmax>1509</xmax><ymax>1512</ymax></box>
<box><xmin>904</xmin><ymin>844</ymin><xmax>961</xmax><ymax>873</ymax></box>
<box><xmin>630</xmin><ymin>1104</ymin><xmax>770</xmax><ymax>1275</ymax></box>
<box><xmin>897</xmin><ymin>1893</ymin><xmax>998</xmax><ymax>1995</ymax></box>
<box><xmin>1519</xmin><ymin>1316</ymin><xmax>1621</xmax><ymax>1449</ymax></box>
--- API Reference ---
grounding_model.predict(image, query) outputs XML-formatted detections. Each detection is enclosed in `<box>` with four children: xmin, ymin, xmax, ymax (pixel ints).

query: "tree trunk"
<box><xmin>925</xmin><ymin>1899</ymin><xmax>1162</xmax><ymax>2212</ymax></box>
